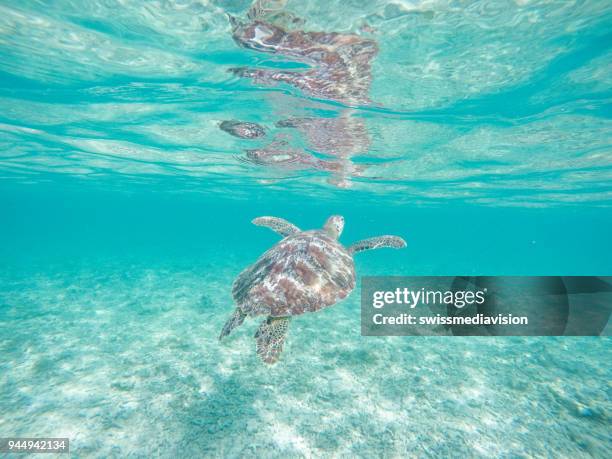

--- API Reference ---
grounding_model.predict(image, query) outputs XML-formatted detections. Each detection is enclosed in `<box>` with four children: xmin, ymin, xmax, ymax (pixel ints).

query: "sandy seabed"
<box><xmin>0</xmin><ymin>257</ymin><xmax>610</xmax><ymax>458</ymax></box>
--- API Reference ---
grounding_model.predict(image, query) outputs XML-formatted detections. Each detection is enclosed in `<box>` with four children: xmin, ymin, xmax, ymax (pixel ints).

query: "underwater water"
<box><xmin>1</xmin><ymin>0</ymin><xmax>611</xmax><ymax>457</ymax></box>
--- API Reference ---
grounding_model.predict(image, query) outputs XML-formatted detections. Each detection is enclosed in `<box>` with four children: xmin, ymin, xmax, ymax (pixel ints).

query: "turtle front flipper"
<box><xmin>219</xmin><ymin>308</ymin><xmax>247</xmax><ymax>340</ymax></box>
<box><xmin>252</xmin><ymin>216</ymin><xmax>300</xmax><ymax>237</ymax></box>
<box><xmin>254</xmin><ymin>316</ymin><xmax>290</xmax><ymax>364</ymax></box>
<box><xmin>348</xmin><ymin>236</ymin><xmax>407</xmax><ymax>255</ymax></box>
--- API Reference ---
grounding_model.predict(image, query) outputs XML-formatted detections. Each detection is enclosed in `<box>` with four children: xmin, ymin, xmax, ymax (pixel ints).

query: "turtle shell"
<box><xmin>232</xmin><ymin>230</ymin><xmax>356</xmax><ymax>317</ymax></box>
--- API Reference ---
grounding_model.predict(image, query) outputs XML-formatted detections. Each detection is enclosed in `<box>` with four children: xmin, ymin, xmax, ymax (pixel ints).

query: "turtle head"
<box><xmin>323</xmin><ymin>215</ymin><xmax>344</xmax><ymax>240</ymax></box>
<box><xmin>230</xmin><ymin>16</ymin><xmax>284</xmax><ymax>54</ymax></box>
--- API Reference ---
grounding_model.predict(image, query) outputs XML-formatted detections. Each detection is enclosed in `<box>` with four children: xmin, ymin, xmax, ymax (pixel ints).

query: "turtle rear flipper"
<box><xmin>255</xmin><ymin>316</ymin><xmax>290</xmax><ymax>364</ymax></box>
<box><xmin>219</xmin><ymin>308</ymin><xmax>247</xmax><ymax>340</ymax></box>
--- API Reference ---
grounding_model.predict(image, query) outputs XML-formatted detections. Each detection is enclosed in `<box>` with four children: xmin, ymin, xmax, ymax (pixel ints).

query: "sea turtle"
<box><xmin>219</xmin><ymin>215</ymin><xmax>406</xmax><ymax>364</ymax></box>
<box><xmin>229</xmin><ymin>16</ymin><xmax>378</xmax><ymax>105</ymax></box>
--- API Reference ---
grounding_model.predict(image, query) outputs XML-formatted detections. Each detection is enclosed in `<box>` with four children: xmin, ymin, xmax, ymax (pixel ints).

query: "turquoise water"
<box><xmin>1</xmin><ymin>1</ymin><xmax>611</xmax><ymax>457</ymax></box>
